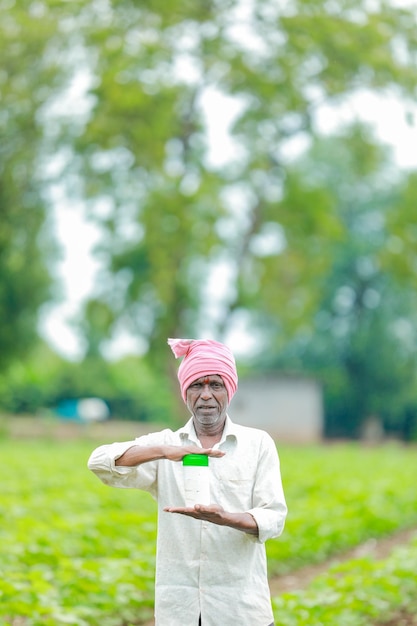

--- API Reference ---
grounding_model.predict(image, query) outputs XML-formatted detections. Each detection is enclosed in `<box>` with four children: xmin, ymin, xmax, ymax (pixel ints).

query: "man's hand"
<box><xmin>163</xmin><ymin>445</ymin><xmax>225</xmax><ymax>462</ymax></box>
<box><xmin>115</xmin><ymin>444</ymin><xmax>225</xmax><ymax>466</ymax></box>
<box><xmin>164</xmin><ymin>503</ymin><xmax>226</xmax><ymax>522</ymax></box>
<box><xmin>163</xmin><ymin>504</ymin><xmax>259</xmax><ymax>536</ymax></box>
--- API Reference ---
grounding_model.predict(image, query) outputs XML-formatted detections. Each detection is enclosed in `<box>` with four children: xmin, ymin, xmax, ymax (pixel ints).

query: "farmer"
<box><xmin>88</xmin><ymin>338</ymin><xmax>287</xmax><ymax>626</ymax></box>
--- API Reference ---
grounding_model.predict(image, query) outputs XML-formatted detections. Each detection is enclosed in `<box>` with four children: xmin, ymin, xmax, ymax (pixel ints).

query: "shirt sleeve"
<box><xmin>87</xmin><ymin>429</ymin><xmax>173</xmax><ymax>497</ymax></box>
<box><xmin>246</xmin><ymin>432</ymin><xmax>287</xmax><ymax>544</ymax></box>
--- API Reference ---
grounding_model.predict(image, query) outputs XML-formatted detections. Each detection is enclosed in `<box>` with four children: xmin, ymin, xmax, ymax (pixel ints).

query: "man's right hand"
<box><xmin>115</xmin><ymin>444</ymin><xmax>225</xmax><ymax>466</ymax></box>
<box><xmin>163</xmin><ymin>445</ymin><xmax>225</xmax><ymax>461</ymax></box>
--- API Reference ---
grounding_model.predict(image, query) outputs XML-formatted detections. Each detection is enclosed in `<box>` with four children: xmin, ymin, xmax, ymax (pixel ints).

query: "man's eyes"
<box><xmin>190</xmin><ymin>382</ymin><xmax>224</xmax><ymax>390</ymax></box>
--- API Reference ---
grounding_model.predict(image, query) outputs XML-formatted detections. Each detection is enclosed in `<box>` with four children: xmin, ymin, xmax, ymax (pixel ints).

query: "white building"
<box><xmin>230</xmin><ymin>374</ymin><xmax>323</xmax><ymax>443</ymax></box>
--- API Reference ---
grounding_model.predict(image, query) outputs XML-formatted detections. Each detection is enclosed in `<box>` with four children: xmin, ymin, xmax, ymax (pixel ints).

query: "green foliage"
<box><xmin>253</xmin><ymin>124</ymin><xmax>417</xmax><ymax>437</ymax></box>
<box><xmin>3</xmin><ymin>0</ymin><xmax>417</xmax><ymax>439</ymax></box>
<box><xmin>0</xmin><ymin>343</ymin><xmax>173</xmax><ymax>423</ymax></box>
<box><xmin>272</xmin><ymin>539</ymin><xmax>417</xmax><ymax>626</ymax></box>
<box><xmin>61</xmin><ymin>0</ymin><xmax>417</xmax><ymax>366</ymax></box>
<box><xmin>0</xmin><ymin>0</ymin><xmax>64</xmax><ymax>371</ymax></box>
<box><xmin>268</xmin><ymin>444</ymin><xmax>417</xmax><ymax>575</ymax></box>
<box><xmin>1</xmin><ymin>440</ymin><xmax>417</xmax><ymax>624</ymax></box>
<box><xmin>0</xmin><ymin>440</ymin><xmax>156</xmax><ymax>626</ymax></box>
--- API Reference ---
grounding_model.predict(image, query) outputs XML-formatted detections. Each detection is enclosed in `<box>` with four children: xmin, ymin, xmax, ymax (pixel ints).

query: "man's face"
<box><xmin>186</xmin><ymin>374</ymin><xmax>229</xmax><ymax>431</ymax></box>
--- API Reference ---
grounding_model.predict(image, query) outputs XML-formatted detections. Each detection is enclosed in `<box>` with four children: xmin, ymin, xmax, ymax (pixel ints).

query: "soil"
<box><xmin>374</xmin><ymin>610</ymin><xmax>417</xmax><ymax>626</ymax></box>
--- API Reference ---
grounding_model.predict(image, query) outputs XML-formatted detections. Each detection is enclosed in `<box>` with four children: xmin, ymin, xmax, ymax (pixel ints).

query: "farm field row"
<box><xmin>272</xmin><ymin>531</ymin><xmax>417</xmax><ymax>626</ymax></box>
<box><xmin>2</xmin><ymin>438</ymin><xmax>417</xmax><ymax>625</ymax></box>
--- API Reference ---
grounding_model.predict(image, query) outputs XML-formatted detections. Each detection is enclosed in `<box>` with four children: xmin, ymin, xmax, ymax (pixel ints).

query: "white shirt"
<box><xmin>88</xmin><ymin>416</ymin><xmax>287</xmax><ymax>626</ymax></box>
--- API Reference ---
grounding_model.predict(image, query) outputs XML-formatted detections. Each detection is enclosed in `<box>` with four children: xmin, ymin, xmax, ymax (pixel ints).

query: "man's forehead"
<box><xmin>192</xmin><ymin>374</ymin><xmax>224</xmax><ymax>384</ymax></box>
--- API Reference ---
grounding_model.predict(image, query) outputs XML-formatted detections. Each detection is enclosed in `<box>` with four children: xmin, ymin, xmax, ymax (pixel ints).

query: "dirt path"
<box><xmin>269</xmin><ymin>525</ymin><xmax>417</xmax><ymax>596</ymax></box>
<box><xmin>374</xmin><ymin>609</ymin><xmax>417</xmax><ymax>626</ymax></box>
<box><xmin>140</xmin><ymin>526</ymin><xmax>417</xmax><ymax>626</ymax></box>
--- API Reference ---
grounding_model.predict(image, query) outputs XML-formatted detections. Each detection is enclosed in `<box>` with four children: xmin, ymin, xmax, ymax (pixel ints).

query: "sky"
<box><xmin>38</xmin><ymin>79</ymin><xmax>417</xmax><ymax>362</ymax></box>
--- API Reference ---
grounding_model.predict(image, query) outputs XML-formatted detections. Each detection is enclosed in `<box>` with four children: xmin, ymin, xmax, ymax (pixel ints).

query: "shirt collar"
<box><xmin>178</xmin><ymin>415</ymin><xmax>238</xmax><ymax>446</ymax></box>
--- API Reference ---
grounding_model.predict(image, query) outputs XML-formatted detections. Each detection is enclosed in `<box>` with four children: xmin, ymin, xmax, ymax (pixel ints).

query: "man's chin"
<box><xmin>195</xmin><ymin>410</ymin><xmax>221</xmax><ymax>422</ymax></box>
<box><xmin>197</xmin><ymin>411</ymin><xmax>218</xmax><ymax>419</ymax></box>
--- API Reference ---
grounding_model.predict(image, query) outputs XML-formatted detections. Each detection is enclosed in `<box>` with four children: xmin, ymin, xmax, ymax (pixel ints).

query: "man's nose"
<box><xmin>201</xmin><ymin>384</ymin><xmax>213</xmax><ymax>398</ymax></box>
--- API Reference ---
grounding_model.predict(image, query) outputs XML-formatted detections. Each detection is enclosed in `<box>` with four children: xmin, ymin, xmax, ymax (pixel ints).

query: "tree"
<box><xmin>0</xmin><ymin>1</ymin><xmax>69</xmax><ymax>371</ymax></box>
<box><xmin>0</xmin><ymin>340</ymin><xmax>172</xmax><ymax>423</ymax></box>
<box><xmin>65</xmin><ymin>0</ymin><xmax>417</xmax><ymax>372</ymax></box>
<box><xmin>5</xmin><ymin>2</ymin><xmax>417</xmax><ymax>367</ymax></box>
<box><xmin>253</xmin><ymin>124</ymin><xmax>417</xmax><ymax>437</ymax></box>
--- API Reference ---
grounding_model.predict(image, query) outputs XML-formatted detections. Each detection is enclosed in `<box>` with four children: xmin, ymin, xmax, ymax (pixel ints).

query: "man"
<box><xmin>88</xmin><ymin>338</ymin><xmax>287</xmax><ymax>626</ymax></box>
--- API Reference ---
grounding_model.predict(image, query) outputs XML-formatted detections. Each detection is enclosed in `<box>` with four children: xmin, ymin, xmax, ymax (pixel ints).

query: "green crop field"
<box><xmin>2</xmin><ymin>438</ymin><xmax>417</xmax><ymax>625</ymax></box>
<box><xmin>273</xmin><ymin>537</ymin><xmax>417</xmax><ymax>626</ymax></box>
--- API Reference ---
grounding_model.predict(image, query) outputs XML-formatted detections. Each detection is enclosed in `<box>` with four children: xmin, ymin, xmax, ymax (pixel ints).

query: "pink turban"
<box><xmin>168</xmin><ymin>338</ymin><xmax>238</xmax><ymax>402</ymax></box>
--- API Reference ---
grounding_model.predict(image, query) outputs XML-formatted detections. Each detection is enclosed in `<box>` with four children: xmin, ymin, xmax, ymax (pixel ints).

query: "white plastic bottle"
<box><xmin>182</xmin><ymin>454</ymin><xmax>210</xmax><ymax>507</ymax></box>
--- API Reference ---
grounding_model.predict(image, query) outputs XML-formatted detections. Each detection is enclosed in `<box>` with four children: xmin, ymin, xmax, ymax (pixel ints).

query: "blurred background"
<box><xmin>2</xmin><ymin>0</ymin><xmax>417</xmax><ymax>442</ymax></box>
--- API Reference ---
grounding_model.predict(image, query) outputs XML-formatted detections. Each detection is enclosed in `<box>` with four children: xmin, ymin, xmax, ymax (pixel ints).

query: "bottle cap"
<box><xmin>182</xmin><ymin>454</ymin><xmax>209</xmax><ymax>466</ymax></box>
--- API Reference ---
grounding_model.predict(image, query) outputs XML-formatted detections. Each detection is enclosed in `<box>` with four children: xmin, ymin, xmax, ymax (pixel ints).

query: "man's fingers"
<box><xmin>201</xmin><ymin>448</ymin><xmax>225</xmax><ymax>457</ymax></box>
<box><xmin>163</xmin><ymin>506</ymin><xmax>195</xmax><ymax>513</ymax></box>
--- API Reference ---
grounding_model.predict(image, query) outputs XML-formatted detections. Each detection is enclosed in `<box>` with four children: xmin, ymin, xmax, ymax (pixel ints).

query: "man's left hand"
<box><xmin>164</xmin><ymin>504</ymin><xmax>226</xmax><ymax>524</ymax></box>
<box><xmin>163</xmin><ymin>504</ymin><xmax>259</xmax><ymax>535</ymax></box>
